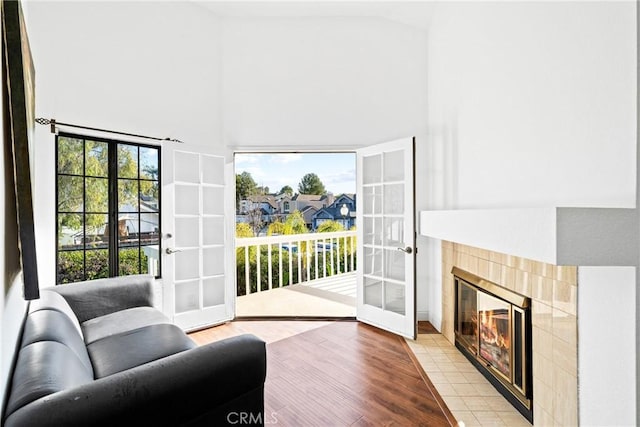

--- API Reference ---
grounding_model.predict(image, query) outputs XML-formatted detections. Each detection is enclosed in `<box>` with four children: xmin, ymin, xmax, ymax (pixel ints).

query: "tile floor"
<box><xmin>406</xmin><ymin>333</ymin><xmax>532</xmax><ymax>427</ymax></box>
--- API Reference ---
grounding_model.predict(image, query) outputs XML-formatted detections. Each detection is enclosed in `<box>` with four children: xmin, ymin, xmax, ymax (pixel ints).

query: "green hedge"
<box><xmin>57</xmin><ymin>248</ymin><xmax>148</xmax><ymax>284</ymax></box>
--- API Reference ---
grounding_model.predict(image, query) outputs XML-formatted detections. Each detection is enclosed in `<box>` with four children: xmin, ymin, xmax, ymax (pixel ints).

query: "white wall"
<box><xmin>24</xmin><ymin>1</ymin><xmax>224</xmax><ymax>287</ymax></box>
<box><xmin>579</xmin><ymin>267</ymin><xmax>636</xmax><ymax>427</ymax></box>
<box><xmin>425</xmin><ymin>1</ymin><xmax>636</xmax><ymax>210</ymax></box>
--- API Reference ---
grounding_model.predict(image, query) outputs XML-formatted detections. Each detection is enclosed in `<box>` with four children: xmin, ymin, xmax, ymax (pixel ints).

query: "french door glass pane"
<box><xmin>175</xmin><ymin>217</ymin><xmax>199</xmax><ymax>248</ymax></box>
<box><xmin>140</xmin><ymin>146</ymin><xmax>159</xmax><ymax>180</ymax></box>
<box><xmin>384</xmin><ymin>249</ymin><xmax>405</xmax><ymax>282</ymax></box>
<box><xmin>175</xmin><ymin>280</ymin><xmax>199</xmax><ymax>313</ymax></box>
<box><xmin>363</xmin><ymin>154</ymin><xmax>382</xmax><ymax>184</ymax></box>
<box><xmin>384</xmin><ymin>282</ymin><xmax>405</xmax><ymax>315</ymax></box>
<box><xmin>58</xmin><ymin>176</ymin><xmax>84</xmax><ymax>212</ymax></box>
<box><xmin>175</xmin><ymin>151</ymin><xmax>200</xmax><ymax>183</ymax></box>
<box><xmin>364</xmin><ymin>277</ymin><xmax>383</xmax><ymax>308</ymax></box>
<box><xmin>383</xmin><ymin>183</ymin><xmax>404</xmax><ymax>215</ymax></box>
<box><xmin>383</xmin><ymin>150</ymin><xmax>404</xmax><ymax>181</ymax></box>
<box><xmin>203</xmin><ymin>277</ymin><xmax>225</xmax><ymax>307</ymax></box>
<box><xmin>175</xmin><ymin>185</ymin><xmax>199</xmax><ymax>215</ymax></box>
<box><xmin>175</xmin><ymin>249</ymin><xmax>199</xmax><ymax>281</ymax></box>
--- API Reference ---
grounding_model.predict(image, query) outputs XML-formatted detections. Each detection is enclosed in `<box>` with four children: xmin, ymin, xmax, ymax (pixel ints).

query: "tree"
<box><xmin>267</xmin><ymin>219</ymin><xmax>285</xmax><ymax>236</ymax></box>
<box><xmin>235</xmin><ymin>222</ymin><xmax>254</xmax><ymax>238</ymax></box>
<box><xmin>283</xmin><ymin>210</ymin><xmax>308</xmax><ymax>235</ymax></box>
<box><xmin>246</xmin><ymin>205</ymin><xmax>265</xmax><ymax>237</ymax></box>
<box><xmin>236</xmin><ymin>171</ymin><xmax>258</xmax><ymax>210</ymax></box>
<box><xmin>298</xmin><ymin>173</ymin><xmax>326</xmax><ymax>195</ymax></box>
<box><xmin>279</xmin><ymin>185</ymin><xmax>293</xmax><ymax>196</ymax></box>
<box><xmin>316</xmin><ymin>220</ymin><xmax>345</xmax><ymax>233</ymax></box>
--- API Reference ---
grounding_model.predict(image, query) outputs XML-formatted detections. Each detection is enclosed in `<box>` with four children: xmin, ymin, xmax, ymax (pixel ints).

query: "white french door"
<box><xmin>162</xmin><ymin>143</ymin><xmax>234</xmax><ymax>331</ymax></box>
<box><xmin>356</xmin><ymin>137</ymin><xmax>416</xmax><ymax>339</ymax></box>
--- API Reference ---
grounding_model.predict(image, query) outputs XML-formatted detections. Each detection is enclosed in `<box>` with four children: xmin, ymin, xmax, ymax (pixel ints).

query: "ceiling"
<box><xmin>195</xmin><ymin>1</ymin><xmax>436</xmax><ymax>31</ymax></box>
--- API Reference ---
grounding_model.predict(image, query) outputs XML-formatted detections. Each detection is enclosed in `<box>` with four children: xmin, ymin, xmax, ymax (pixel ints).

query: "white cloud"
<box><xmin>270</xmin><ymin>153</ymin><xmax>303</xmax><ymax>164</ymax></box>
<box><xmin>234</xmin><ymin>154</ymin><xmax>261</xmax><ymax>166</ymax></box>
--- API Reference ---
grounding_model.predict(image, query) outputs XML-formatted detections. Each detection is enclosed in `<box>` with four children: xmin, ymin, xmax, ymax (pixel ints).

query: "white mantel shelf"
<box><xmin>419</xmin><ymin>208</ymin><xmax>638</xmax><ymax>266</ymax></box>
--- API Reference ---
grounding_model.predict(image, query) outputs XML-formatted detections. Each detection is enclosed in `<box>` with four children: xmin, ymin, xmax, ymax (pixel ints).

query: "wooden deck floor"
<box><xmin>236</xmin><ymin>273</ymin><xmax>356</xmax><ymax>318</ymax></box>
<box><xmin>190</xmin><ymin>320</ymin><xmax>455</xmax><ymax>426</ymax></box>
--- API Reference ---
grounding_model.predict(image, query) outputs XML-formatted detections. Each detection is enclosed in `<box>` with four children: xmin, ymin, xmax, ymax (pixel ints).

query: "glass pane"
<box><xmin>384</xmin><ymin>249</ymin><xmax>405</xmax><ymax>282</ymax></box>
<box><xmin>85</xmin><ymin>178</ymin><xmax>108</xmax><ymax>212</ymax></box>
<box><xmin>202</xmin><ymin>155</ymin><xmax>224</xmax><ymax>185</ymax></box>
<box><xmin>363</xmin><ymin>246</ymin><xmax>382</xmax><ymax>277</ymax></box>
<box><xmin>118</xmin><ymin>179</ymin><xmax>138</xmax><ymax>212</ymax></box>
<box><xmin>118</xmin><ymin>213</ymin><xmax>139</xmax><ymax>247</ymax></box>
<box><xmin>175</xmin><ymin>151</ymin><xmax>200</xmax><ymax>183</ymax></box>
<box><xmin>58</xmin><ymin>213</ymin><xmax>83</xmax><ymax>250</ymax></box>
<box><xmin>363</xmin><ymin>217</ymin><xmax>382</xmax><ymax>246</ymax></box>
<box><xmin>140</xmin><ymin>181</ymin><xmax>159</xmax><ymax>211</ymax></box>
<box><xmin>141</xmin><ymin>245</ymin><xmax>160</xmax><ymax>276</ymax></box>
<box><xmin>140</xmin><ymin>147</ymin><xmax>159</xmax><ymax>180</ymax></box>
<box><xmin>203</xmin><ymin>187</ymin><xmax>224</xmax><ymax>215</ymax></box>
<box><xmin>118</xmin><ymin>144</ymin><xmax>138</xmax><ymax>179</ymax></box>
<box><xmin>384</xmin><ymin>183</ymin><xmax>404</xmax><ymax>215</ymax></box>
<box><xmin>383</xmin><ymin>217</ymin><xmax>404</xmax><ymax>247</ymax></box>
<box><xmin>363</xmin><ymin>185</ymin><xmax>382</xmax><ymax>215</ymax></box>
<box><xmin>175</xmin><ymin>249</ymin><xmax>199</xmax><ymax>280</ymax></box>
<box><xmin>384</xmin><ymin>282</ymin><xmax>405</xmax><ymax>315</ymax></box>
<box><xmin>85</xmin><ymin>141</ymin><xmax>108</xmax><ymax>177</ymax></box>
<box><xmin>57</xmin><ymin>250</ymin><xmax>85</xmax><ymax>284</ymax></box>
<box><xmin>203</xmin><ymin>277</ymin><xmax>224</xmax><ymax>307</ymax></box>
<box><xmin>363</xmin><ymin>277</ymin><xmax>382</xmax><ymax>308</ymax></box>
<box><xmin>58</xmin><ymin>176</ymin><xmax>84</xmax><ymax>212</ymax></box>
<box><xmin>58</xmin><ymin>137</ymin><xmax>83</xmax><ymax>175</ymax></box>
<box><xmin>175</xmin><ymin>280</ymin><xmax>199</xmax><ymax>313</ymax></box>
<box><xmin>175</xmin><ymin>185</ymin><xmax>199</xmax><ymax>215</ymax></box>
<box><xmin>458</xmin><ymin>282</ymin><xmax>478</xmax><ymax>353</ymax></box>
<box><xmin>363</xmin><ymin>154</ymin><xmax>381</xmax><ymax>184</ymax></box>
<box><xmin>176</xmin><ymin>217</ymin><xmax>199</xmax><ymax>248</ymax></box>
<box><xmin>203</xmin><ymin>247</ymin><xmax>224</xmax><ymax>276</ymax></box>
<box><xmin>85</xmin><ymin>249</ymin><xmax>109</xmax><ymax>280</ymax></box>
<box><xmin>84</xmin><ymin>214</ymin><xmax>108</xmax><ymax>249</ymax></box>
<box><xmin>140</xmin><ymin>213</ymin><xmax>160</xmax><ymax>245</ymax></box>
<box><xmin>383</xmin><ymin>150</ymin><xmax>404</xmax><ymax>182</ymax></box>
<box><xmin>119</xmin><ymin>247</ymin><xmax>141</xmax><ymax>276</ymax></box>
<box><xmin>203</xmin><ymin>217</ymin><xmax>224</xmax><ymax>246</ymax></box>
<box><xmin>478</xmin><ymin>292</ymin><xmax>511</xmax><ymax>378</ymax></box>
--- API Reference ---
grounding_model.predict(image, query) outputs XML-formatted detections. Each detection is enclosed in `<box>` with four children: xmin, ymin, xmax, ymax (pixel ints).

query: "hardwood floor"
<box><xmin>191</xmin><ymin>321</ymin><xmax>456</xmax><ymax>426</ymax></box>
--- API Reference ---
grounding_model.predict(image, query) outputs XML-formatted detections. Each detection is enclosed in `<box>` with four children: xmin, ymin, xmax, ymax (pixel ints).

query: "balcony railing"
<box><xmin>235</xmin><ymin>230</ymin><xmax>357</xmax><ymax>296</ymax></box>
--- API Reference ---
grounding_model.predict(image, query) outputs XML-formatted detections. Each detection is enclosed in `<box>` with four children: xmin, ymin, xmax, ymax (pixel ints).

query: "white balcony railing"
<box><xmin>235</xmin><ymin>230</ymin><xmax>357</xmax><ymax>296</ymax></box>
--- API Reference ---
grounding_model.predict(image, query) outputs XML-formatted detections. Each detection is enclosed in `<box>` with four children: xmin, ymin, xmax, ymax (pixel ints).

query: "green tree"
<box><xmin>316</xmin><ymin>220</ymin><xmax>345</xmax><ymax>233</ymax></box>
<box><xmin>236</xmin><ymin>171</ymin><xmax>258</xmax><ymax>210</ymax></box>
<box><xmin>298</xmin><ymin>173</ymin><xmax>326</xmax><ymax>195</ymax></box>
<box><xmin>279</xmin><ymin>185</ymin><xmax>293</xmax><ymax>196</ymax></box>
<box><xmin>283</xmin><ymin>210</ymin><xmax>308</xmax><ymax>235</ymax></box>
<box><xmin>236</xmin><ymin>222</ymin><xmax>254</xmax><ymax>238</ymax></box>
<box><xmin>267</xmin><ymin>219</ymin><xmax>285</xmax><ymax>236</ymax></box>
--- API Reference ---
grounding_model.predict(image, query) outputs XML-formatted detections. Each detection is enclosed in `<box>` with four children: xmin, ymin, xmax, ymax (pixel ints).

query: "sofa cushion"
<box><xmin>21</xmin><ymin>310</ymin><xmax>93</xmax><ymax>374</ymax></box>
<box><xmin>28</xmin><ymin>289</ymin><xmax>83</xmax><ymax>337</ymax></box>
<box><xmin>81</xmin><ymin>306</ymin><xmax>171</xmax><ymax>345</ymax></box>
<box><xmin>87</xmin><ymin>324</ymin><xmax>196</xmax><ymax>378</ymax></box>
<box><xmin>5</xmin><ymin>341</ymin><xmax>94</xmax><ymax>417</ymax></box>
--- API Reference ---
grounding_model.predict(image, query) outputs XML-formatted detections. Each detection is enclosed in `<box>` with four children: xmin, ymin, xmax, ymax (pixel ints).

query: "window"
<box><xmin>283</xmin><ymin>201</ymin><xmax>290</xmax><ymax>213</ymax></box>
<box><xmin>56</xmin><ymin>134</ymin><xmax>160</xmax><ymax>284</ymax></box>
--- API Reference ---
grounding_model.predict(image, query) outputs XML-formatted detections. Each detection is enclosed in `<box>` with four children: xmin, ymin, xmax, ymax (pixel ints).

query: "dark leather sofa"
<box><xmin>2</xmin><ymin>275</ymin><xmax>267</xmax><ymax>426</ymax></box>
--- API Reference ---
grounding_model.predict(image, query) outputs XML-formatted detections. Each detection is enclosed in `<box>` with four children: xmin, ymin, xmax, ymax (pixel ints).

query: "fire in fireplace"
<box><xmin>453</xmin><ymin>267</ymin><xmax>532</xmax><ymax>422</ymax></box>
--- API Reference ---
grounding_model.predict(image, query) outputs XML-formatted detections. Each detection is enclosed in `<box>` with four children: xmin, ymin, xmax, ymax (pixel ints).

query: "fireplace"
<box><xmin>453</xmin><ymin>267</ymin><xmax>533</xmax><ymax>422</ymax></box>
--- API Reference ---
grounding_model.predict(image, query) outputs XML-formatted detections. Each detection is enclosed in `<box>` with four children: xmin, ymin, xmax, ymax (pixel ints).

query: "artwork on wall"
<box><xmin>2</xmin><ymin>0</ymin><xmax>39</xmax><ymax>300</ymax></box>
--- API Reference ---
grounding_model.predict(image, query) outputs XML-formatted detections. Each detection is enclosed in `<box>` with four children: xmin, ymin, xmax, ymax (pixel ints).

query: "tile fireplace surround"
<box><xmin>441</xmin><ymin>241</ymin><xmax>578</xmax><ymax>426</ymax></box>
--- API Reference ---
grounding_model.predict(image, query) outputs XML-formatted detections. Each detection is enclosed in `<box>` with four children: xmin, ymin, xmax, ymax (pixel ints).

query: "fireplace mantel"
<box><xmin>419</xmin><ymin>207</ymin><xmax>637</xmax><ymax>266</ymax></box>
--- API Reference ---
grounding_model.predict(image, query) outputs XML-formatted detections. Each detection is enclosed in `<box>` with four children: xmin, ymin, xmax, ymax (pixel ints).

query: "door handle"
<box><xmin>165</xmin><ymin>248</ymin><xmax>182</xmax><ymax>255</ymax></box>
<box><xmin>397</xmin><ymin>246</ymin><xmax>413</xmax><ymax>254</ymax></box>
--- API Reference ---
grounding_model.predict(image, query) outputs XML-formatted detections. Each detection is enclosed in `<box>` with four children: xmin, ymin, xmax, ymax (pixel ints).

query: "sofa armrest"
<box><xmin>4</xmin><ymin>334</ymin><xmax>267</xmax><ymax>427</ymax></box>
<box><xmin>52</xmin><ymin>275</ymin><xmax>155</xmax><ymax>322</ymax></box>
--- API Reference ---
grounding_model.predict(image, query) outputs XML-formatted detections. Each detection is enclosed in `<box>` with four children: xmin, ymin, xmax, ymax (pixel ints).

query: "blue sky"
<box><xmin>235</xmin><ymin>153</ymin><xmax>356</xmax><ymax>195</ymax></box>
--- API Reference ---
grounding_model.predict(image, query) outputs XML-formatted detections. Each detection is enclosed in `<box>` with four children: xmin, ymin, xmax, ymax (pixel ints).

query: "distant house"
<box><xmin>300</xmin><ymin>206</ymin><xmax>318</xmax><ymax>230</ymax></box>
<box><xmin>311</xmin><ymin>194</ymin><xmax>356</xmax><ymax>230</ymax></box>
<box><xmin>238</xmin><ymin>195</ymin><xmax>279</xmax><ymax>224</ymax></box>
<box><xmin>292</xmin><ymin>193</ymin><xmax>335</xmax><ymax>212</ymax></box>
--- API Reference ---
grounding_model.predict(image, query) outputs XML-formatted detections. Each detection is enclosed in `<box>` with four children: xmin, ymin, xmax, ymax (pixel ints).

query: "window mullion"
<box><xmin>108</xmin><ymin>142</ymin><xmax>118</xmax><ymax>277</ymax></box>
